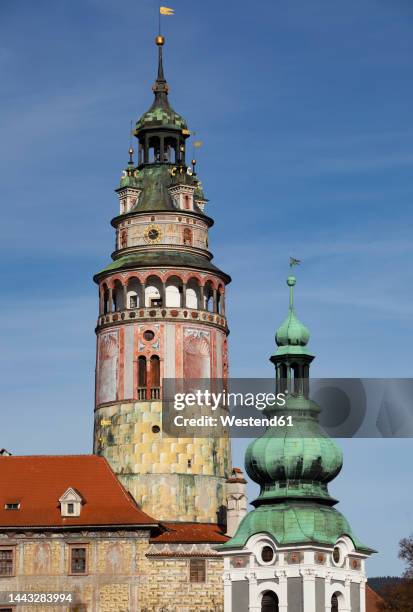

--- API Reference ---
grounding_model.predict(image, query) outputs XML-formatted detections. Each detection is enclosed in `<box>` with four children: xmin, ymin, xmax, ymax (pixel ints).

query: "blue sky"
<box><xmin>1</xmin><ymin>0</ymin><xmax>413</xmax><ymax>576</ymax></box>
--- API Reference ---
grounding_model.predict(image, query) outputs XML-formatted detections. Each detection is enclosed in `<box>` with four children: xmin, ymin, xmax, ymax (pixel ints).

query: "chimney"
<box><xmin>226</xmin><ymin>467</ymin><xmax>248</xmax><ymax>537</ymax></box>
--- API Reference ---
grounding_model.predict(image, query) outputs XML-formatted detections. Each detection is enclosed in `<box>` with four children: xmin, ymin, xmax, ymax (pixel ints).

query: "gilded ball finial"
<box><xmin>156</xmin><ymin>35</ymin><xmax>165</xmax><ymax>46</ymax></box>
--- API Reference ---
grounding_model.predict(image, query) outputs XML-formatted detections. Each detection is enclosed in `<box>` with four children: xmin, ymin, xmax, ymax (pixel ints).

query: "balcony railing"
<box><xmin>98</xmin><ymin>306</ymin><xmax>227</xmax><ymax>330</ymax></box>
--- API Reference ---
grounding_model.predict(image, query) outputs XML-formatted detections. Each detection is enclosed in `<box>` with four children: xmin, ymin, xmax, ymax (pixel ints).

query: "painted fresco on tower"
<box><xmin>97</xmin><ymin>331</ymin><xmax>119</xmax><ymax>404</ymax></box>
<box><xmin>183</xmin><ymin>328</ymin><xmax>211</xmax><ymax>379</ymax></box>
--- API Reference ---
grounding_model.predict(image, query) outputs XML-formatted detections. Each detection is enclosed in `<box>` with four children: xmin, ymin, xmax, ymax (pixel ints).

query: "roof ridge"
<box><xmin>0</xmin><ymin>454</ymin><xmax>99</xmax><ymax>459</ymax></box>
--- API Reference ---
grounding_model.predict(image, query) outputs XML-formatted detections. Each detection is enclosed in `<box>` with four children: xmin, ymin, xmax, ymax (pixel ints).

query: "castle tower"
<box><xmin>93</xmin><ymin>36</ymin><xmax>232</xmax><ymax>523</ymax></box>
<box><xmin>219</xmin><ymin>275</ymin><xmax>374</xmax><ymax>612</ymax></box>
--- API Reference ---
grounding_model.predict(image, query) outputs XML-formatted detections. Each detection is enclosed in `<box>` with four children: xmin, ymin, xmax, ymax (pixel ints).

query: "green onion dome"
<box><xmin>245</xmin><ymin>410</ymin><xmax>343</xmax><ymax>505</ymax></box>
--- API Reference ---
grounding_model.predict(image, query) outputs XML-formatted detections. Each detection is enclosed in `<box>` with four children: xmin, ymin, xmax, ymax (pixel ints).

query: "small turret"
<box><xmin>225</xmin><ymin>468</ymin><xmax>247</xmax><ymax>537</ymax></box>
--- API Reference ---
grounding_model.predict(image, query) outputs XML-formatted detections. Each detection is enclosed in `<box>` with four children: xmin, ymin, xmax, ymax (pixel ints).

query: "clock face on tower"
<box><xmin>144</xmin><ymin>224</ymin><xmax>162</xmax><ymax>244</ymax></box>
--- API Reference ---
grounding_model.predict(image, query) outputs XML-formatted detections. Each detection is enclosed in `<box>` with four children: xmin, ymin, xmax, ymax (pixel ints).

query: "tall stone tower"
<box><xmin>219</xmin><ymin>275</ymin><xmax>374</xmax><ymax>612</ymax></box>
<box><xmin>93</xmin><ymin>36</ymin><xmax>232</xmax><ymax>524</ymax></box>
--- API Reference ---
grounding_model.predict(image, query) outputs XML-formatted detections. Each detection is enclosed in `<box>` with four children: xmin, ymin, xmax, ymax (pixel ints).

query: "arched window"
<box><xmin>164</xmin><ymin>137</ymin><xmax>177</xmax><ymax>163</ymax></box>
<box><xmin>165</xmin><ymin>277</ymin><xmax>181</xmax><ymax>307</ymax></box>
<box><xmin>113</xmin><ymin>281</ymin><xmax>125</xmax><ymax>312</ymax></box>
<box><xmin>183</xmin><ymin>227</ymin><xmax>193</xmax><ymax>246</ymax></box>
<box><xmin>103</xmin><ymin>286</ymin><xmax>110</xmax><ymax>315</ymax></box>
<box><xmin>138</xmin><ymin>356</ymin><xmax>147</xmax><ymax>400</ymax></box>
<box><xmin>204</xmin><ymin>282</ymin><xmax>214</xmax><ymax>312</ymax></box>
<box><xmin>261</xmin><ymin>591</ymin><xmax>279</xmax><ymax>612</ymax></box>
<box><xmin>331</xmin><ymin>594</ymin><xmax>339</xmax><ymax>612</ymax></box>
<box><xmin>127</xmin><ymin>278</ymin><xmax>141</xmax><ymax>309</ymax></box>
<box><xmin>186</xmin><ymin>278</ymin><xmax>200</xmax><ymax>309</ymax></box>
<box><xmin>120</xmin><ymin>230</ymin><xmax>127</xmax><ymax>249</ymax></box>
<box><xmin>150</xmin><ymin>355</ymin><xmax>160</xmax><ymax>399</ymax></box>
<box><xmin>148</xmin><ymin>136</ymin><xmax>160</xmax><ymax>163</ymax></box>
<box><xmin>184</xmin><ymin>195</ymin><xmax>191</xmax><ymax>210</ymax></box>
<box><xmin>145</xmin><ymin>276</ymin><xmax>163</xmax><ymax>307</ymax></box>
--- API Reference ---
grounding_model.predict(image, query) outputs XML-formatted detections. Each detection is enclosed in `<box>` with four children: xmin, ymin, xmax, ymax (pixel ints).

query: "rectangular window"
<box><xmin>189</xmin><ymin>558</ymin><xmax>206</xmax><ymax>583</ymax></box>
<box><xmin>70</xmin><ymin>547</ymin><xmax>87</xmax><ymax>575</ymax></box>
<box><xmin>67</xmin><ymin>503</ymin><xmax>74</xmax><ymax>514</ymax></box>
<box><xmin>4</xmin><ymin>503</ymin><xmax>19</xmax><ymax>510</ymax></box>
<box><xmin>0</xmin><ymin>549</ymin><xmax>14</xmax><ymax>576</ymax></box>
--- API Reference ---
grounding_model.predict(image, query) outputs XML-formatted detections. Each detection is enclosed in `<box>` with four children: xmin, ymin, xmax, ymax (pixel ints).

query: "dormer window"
<box><xmin>4</xmin><ymin>502</ymin><xmax>20</xmax><ymax>510</ymax></box>
<box><xmin>59</xmin><ymin>488</ymin><xmax>83</xmax><ymax>517</ymax></box>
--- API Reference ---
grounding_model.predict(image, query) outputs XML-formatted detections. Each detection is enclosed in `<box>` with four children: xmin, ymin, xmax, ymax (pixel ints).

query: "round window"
<box><xmin>151</xmin><ymin>425</ymin><xmax>160</xmax><ymax>434</ymax></box>
<box><xmin>333</xmin><ymin>546</ymin><xmax>343</xmax><ymax>566</ymax></box>
<box><xmin>261</xmin><ymin>546</ymin><xmax>274</xmax><ymax>563</ymax></box>
<box><xmin>143</xmin><ymin>330</ymin><xmax>155</xmax><ymax>341</ymax></box>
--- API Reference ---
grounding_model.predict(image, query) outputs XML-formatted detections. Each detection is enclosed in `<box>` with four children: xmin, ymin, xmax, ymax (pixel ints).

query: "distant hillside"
<box><xmin>368</xmin><ymin>576</ymin><xmax>402</xmax><ymax>593</ymax></box>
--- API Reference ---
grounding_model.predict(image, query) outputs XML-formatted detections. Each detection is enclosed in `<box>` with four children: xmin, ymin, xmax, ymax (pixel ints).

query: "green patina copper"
<box><xmin>274</xmin><ymin>275</ymin><xmax>311</xmax><ymax>356</ymax></box>
<box><xmin>135</xmin><ymin>105</ymin><xmax>187</xmax><ymax>132</ymax></box>
<box><xmin>118</xmin><ymin>164</ymin><xmax>205</xmax><ymax>214</ymax></box>
<box><xmin>218</xmin><ymin>275</ymin><xmax>373</xmax><ymax>553</ymax></box>
<box><xmin>222</xmin><ymin>503</ymin><xmax>372</xmax><ymax>553</ymax></box>
<box><xmin>94</xmin><ymin>249</ymin><xmax>230</xmax><ymax>282</ymax></box>
<box><xmin>134</xmin><ymin>38</ymin><xmax>188</xmax><ymax>134</ymax></box>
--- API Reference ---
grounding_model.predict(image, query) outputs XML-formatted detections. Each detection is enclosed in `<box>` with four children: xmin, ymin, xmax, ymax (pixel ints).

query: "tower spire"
<box><xmin>152</xmin><ymin>35</ymin><xmax>169</xmax><ymax>108</ymax></box>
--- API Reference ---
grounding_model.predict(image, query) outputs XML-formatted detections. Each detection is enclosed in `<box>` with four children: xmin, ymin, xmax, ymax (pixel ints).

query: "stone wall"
<box><xmin>95</xmin><ymin>399</ymin><xmax>231</xmax><ymax>522</ymax></box>
<box><xmin>0</xmin><ymin>532</ymin><xmax>225</xmax><ymax>612</ymax></box>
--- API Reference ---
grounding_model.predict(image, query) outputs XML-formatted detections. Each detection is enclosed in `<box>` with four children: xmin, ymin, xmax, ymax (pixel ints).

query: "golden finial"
<box><xmin>156</xmin><ymin>35</ymin><xmax>165</xmax><ymax>46</ymax></box>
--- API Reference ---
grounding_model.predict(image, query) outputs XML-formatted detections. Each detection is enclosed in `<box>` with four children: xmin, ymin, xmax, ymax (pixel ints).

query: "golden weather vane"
<box><xmin>158</xmin><ymin>3</ymin><xmax>175</xmax><ymax>35</ymax></box>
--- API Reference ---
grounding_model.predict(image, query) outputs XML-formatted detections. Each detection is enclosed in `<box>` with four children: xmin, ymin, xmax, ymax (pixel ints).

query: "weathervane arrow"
<box><xmin>289</xmin><ymin>257</ymin><xmax>301</xmax><ymax>268</ymax></box>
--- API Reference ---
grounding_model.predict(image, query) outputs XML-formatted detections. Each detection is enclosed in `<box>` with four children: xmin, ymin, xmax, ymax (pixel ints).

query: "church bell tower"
<box><xmin>219</xmin><ymin>275</ymin><xmax>374</xmax><ymax>612</ymax></box>
<box><xmin>93</xmin><ymin>36</ymin><xmax>232</xmax><ymax>523</ymax></box>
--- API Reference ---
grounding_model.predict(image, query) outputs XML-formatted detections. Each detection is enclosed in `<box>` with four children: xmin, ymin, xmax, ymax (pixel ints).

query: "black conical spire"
<box><xmin>151</xmin><ymin>36</ymin><xmax>170</xmax><ymax>110</ymax></box>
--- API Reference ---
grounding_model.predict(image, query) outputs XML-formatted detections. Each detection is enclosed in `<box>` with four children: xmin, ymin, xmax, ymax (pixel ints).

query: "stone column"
<box><xmin>213</xmin><ymin>288</ymin><xmax>218</xmax><ymax>313</ymax></box>
<box><xmin>344</xmin><ymin>577</ymin><xmax>352</xmax><ymax>612</ymax></box>
<box><xmin>99</xmin><ymin>288</ymin><xmax>104</xmax><ymax>315</ymax></box>
<box><xmin>139</xmin><ymin>283</ymin><xmax>144</xmax><ymax>308</ymax></box>
<box><xmin>277</xmin><ymin>570</ymin><xmax>288</xmax><ymax>612</ymax></box>
<box><xmin>302</xmin><ymin>569</ymin><xmax>316</xmax><ymax>612</ymax></box>
<box><xmin>160</xmin><ymin>283</ymin><xmax>166</xmax><ymax>307</ymax></box>
<box><xmin>248</xmin><ymin>572</ymin><xmax>260</xmax><ymax>612</ymax></box>
<box><xmin>144</xmin><ymin>135</ymin><xmax>149</xmax><ymax>164</ymax></box>
<box><xmin>360</xmin><ymin>578</ymin><xmax>367</xmax><ymax>612</ymax></box>
<box><xmin>181</xmin><ymin>282</ymin><xmax>187</xmax><ymax>308</ymax></box>
<box><xmin>108</xmin><ymin>287</ymin><xmax>113</xmax><ymax>313</ymax></box>
<box><xmin>221</xmin><ymin>291</ymin><xmax>226</xmax><ymax>316</ymax></box>
<box><xmin>325</xmin><ymin>572</ymin><xmax>332</xmax><ymax>611</ymax></box>
<box><xmin>223</xmin><ymin>571</ymin><xmax>232</xmax><ymax>612</ymax></box>
<box><xmin>160</xmin><ymin>136</ymin><xmax>165</xmax><ymax>162</ymax></box>
<box><xmin>123</xmin><ymin>284</ymin><xmax>128</xmax><ymax>310</ymax></box>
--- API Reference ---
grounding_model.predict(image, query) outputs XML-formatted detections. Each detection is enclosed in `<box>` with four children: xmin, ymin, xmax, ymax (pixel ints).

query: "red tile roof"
<box><xmin>366</xmin><ymin>585</ymin><xmax>384</xmax><ymax>612</ymax></box>
<box><xmin>0</xmin><ymin>455</ymin><xmax>157</xmax><ymax>529</ymax></box>
<box><xmin>151</xmin><ymin>522</ymin><xmax>229</xmax><ymax>544</ymax></box>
